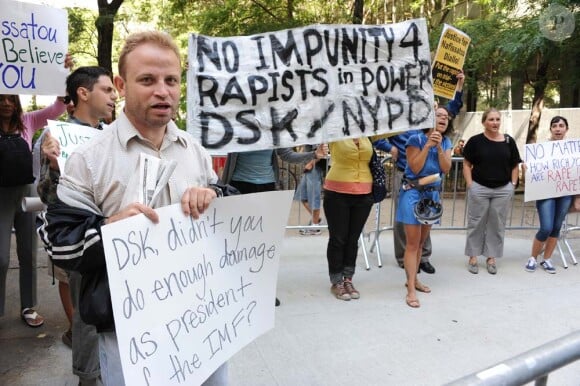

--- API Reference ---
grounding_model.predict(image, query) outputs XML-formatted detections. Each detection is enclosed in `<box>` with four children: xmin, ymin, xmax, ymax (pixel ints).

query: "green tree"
<box><xmin>67</xmin><ymin>7</ymin><xmax>99</xmax><ymax>66</ymax></box>
<box><xmin>451</xmin><ymin>1</ymin><xmax>579</xmax><ymax>143</ymax></box>
<box><xmin>62</xmin><ymin>0</ymin><xmax>580</xmax><ymax>142</ymax></box>
<box><xmin>96</xmin><ymin>0</ymin><xmax>125</xmax><ymax>73</ymax></box>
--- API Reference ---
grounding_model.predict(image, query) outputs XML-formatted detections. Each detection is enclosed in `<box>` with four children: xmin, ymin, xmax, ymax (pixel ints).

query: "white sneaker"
<box><xmin>300</xmin><ymin>228</ymin><xmax>320</xmax><ymax>236</ymax></box>
<box><xmin>524</xmin><ymin>257</ymin><xmax>537</xmax><ymax>272</ymax></box>
<box><xmin>299</xmin><ymin>219</ymin><xmax>324</xmax><ymax>235</ymax></box>
<box><xmin>540</xmin><ymin>259</ymin><xmax>556</xmax><ymax>274</ymax></box>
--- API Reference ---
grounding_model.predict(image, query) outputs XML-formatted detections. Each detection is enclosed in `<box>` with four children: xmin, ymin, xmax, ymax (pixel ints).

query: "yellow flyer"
<box><xmin>432</xmin><ymin>24</ymin><xmax>471</xmax><ymax>99</ymax></box>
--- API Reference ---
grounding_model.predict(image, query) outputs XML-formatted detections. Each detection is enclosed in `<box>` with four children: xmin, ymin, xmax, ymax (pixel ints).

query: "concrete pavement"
<box><xmin>2</xmin><ymin>229</ymin><xmax>580</xmax><ymax>386</ymax></box>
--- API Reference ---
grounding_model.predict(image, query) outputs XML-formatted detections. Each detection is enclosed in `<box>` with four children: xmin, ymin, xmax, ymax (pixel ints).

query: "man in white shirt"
<box><xmin>38</xmin><ymin>31</ymin><xmax>228</xmax><ymax>386</ymax></box>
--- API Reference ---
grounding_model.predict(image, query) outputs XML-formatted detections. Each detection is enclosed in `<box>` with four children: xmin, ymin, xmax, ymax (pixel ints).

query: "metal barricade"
<box><xmin>446</xmin><ymin>331</ymin><xmax>580</xmax><ymax>386</ymax></box>
<box><xmin>282</xmin><ymin>156</ymin><xmax>579</xmax><ymax>270</ymax></box>
<box><xmin>556</xmin><ymin>216</ymin><xmax>580</xmax><ymax>268</ymax></box>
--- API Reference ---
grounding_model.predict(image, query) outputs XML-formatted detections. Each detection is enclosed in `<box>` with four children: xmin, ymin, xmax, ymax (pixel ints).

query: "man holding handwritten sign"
<box><xmin>37</xmin><ymin>32</ymin><xmax>233</xmax><ymax>385</ymax></box>
<box><xmin>36</xmin><ymin>66</ymin><xmax>117</xmax><ymax>386</ymax></box>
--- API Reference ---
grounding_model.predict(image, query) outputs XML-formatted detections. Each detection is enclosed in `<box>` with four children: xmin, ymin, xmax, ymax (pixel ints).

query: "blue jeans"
<box><xmin>535</xmin><ymin>195</ymin><xmax>572</xmax><ymax>241</ymax></box>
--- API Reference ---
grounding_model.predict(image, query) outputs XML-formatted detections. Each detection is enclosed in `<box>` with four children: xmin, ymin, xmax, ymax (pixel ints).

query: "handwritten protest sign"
<box><xmin>524</xmin><ymin>139</ymin><xmax>580</xmax><ymax>201</ymax></box>
<box><xmin>0</xmin><ymin>0</ymin><xmax>68</xmax><ymax>95</ymax></box>
<box><xmin>432</xmin><ymin>24</ymin><xmax>470</xmax><ymax>100</ymax></box>
<box><xmin>187</xmin><ymin>19</ymin><xmax>434</xmax><ymax>153</ymax></box>
<box><xmin>101</xmin><ymin>191</ymin><xmax>293</xmax><ymax>386</ymax></box>
<box><xmin>46</xmin><ymin>120</ymin><xmax>101</xmax><ymax>173</ymax></box>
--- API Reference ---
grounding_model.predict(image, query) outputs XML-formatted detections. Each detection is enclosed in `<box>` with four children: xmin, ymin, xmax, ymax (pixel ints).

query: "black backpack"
<box><xmin>0</xmin><ymin>132</ymin><xmax>34</xmax><ymax>187</ymax></box>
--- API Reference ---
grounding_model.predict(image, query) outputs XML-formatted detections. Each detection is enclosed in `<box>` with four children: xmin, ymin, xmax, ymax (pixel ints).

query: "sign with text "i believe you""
<box><xmin>0</xmin><ymin>0</ymin><xmax>68</xmax><ymax>95</ymax></box>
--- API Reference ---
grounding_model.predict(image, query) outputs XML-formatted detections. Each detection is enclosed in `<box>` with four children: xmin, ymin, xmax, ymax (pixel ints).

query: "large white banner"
<box><xmin>187</xmin><ymin>19</ymin><xmax>434</xmax><ymax>153</ymax></box>
<box><xmin>46</xmin><ymin>120</ymin><xmax>101</xmax><ymax>173</ymax></box>
<box><xmin>524</xmin><ymin>139</ymin><xmax>580</xmax><ymax>201</ymax></box>
<box><xmin>0</xmin><ymin>0</ymin><xmax>68</xmax><ymax>95</ymax></box>
<box><xmin>101</xmin><ymin>191</ymin><xmax>293</xmax><ymax>386</ymax></box>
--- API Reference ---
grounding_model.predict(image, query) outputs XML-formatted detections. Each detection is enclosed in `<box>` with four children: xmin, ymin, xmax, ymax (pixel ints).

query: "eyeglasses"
<box><xmin>436</xmin><ymin>114</ymin><xmax>449</xmax><ymax>120</ymax></box>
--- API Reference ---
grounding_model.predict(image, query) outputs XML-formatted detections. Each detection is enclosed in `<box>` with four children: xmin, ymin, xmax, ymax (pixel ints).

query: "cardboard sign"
<box><xmin>101</xmin><ymin>191</ymin><xmax>293</xmax><ymax>385</ymax></box>
<box><xmin>524</xmin><ymin>139</ymin><xmax>580</xmax><ymax>201</ymax></box>
<box><xmin>432</xmin><ymin>24</ymin><xmax>470</xmax><ymax>100</ymax></box>
<box><xmin>0</xmin><ymin>0</ymin><xmax>68</xmax><ymax>95</ymax></box>
<box><xmin>46</xmin><ymin>120</ymin><xmax>101</xmax><ymax>174</ymax></box>
<box><xmin>187</xmin><ymin>19</ymin><xmax>434</xmax><ymax>153</ymax></box>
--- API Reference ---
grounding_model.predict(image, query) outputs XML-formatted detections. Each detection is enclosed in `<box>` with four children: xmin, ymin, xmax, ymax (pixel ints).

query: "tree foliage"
<box><xmin>67</xmin><ymin>7</ymin><xmax>99</xmax><ymax>65</ymax></box>
<box><xmin>451</xmin><ymin>0</ymin><xmax>579</xmax><ymax>142</ymax></box>
<box><xmin>64</xmin><ymin>0</ymin><xmax>580</xmax><ymax>138</ymax></box>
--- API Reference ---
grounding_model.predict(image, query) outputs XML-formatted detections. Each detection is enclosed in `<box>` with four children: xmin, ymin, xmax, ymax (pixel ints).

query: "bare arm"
<box><xmin>407</xmin><ymin>130</ymin><xmax>442</xmax><ymax>175</ymax></box>
<box><xmin>463</xmin><ymin>159</ymin><xmax>473</xmax><ymax>188</ymax></box>
<box><xmin>511</xmin><ymin>164</ymin><xmax>520</xmax><ymax>186</ymax></box>
<box><xmin>438</xmin><ymin>147</ymin><xmax>452</xmax><ymax>174</ymax></box>
<box><xmin>41</xmin><ymin>131</ymin><xmax>60</xmax><ymax>171</ymax></box>
<box><xmin>406</xmin><ymin>145</ymin><xmax>428</xmax><ymax>175</ymax></box>
<box><xmin>276</xmin><ymin>144</ymin><xmax>327</xmax><ymax>163</ymax></box>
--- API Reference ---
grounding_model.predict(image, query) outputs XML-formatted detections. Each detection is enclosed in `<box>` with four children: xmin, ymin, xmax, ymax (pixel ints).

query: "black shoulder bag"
<box><xmin>0</xmin><ymin>132</ymin><xmax>34</xmax><ymax>187</ymax></box>
<box><xmin>369</xmin><ymin>149</ymin><xmax>388</xmax><ymax>203</ymax></box>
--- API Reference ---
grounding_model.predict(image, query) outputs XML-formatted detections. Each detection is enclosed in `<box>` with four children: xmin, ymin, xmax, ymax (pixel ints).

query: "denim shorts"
<box><xmin>294</xmin><ymin>167</ymin><xmax>322</xmax><ymax>210</ymax></box>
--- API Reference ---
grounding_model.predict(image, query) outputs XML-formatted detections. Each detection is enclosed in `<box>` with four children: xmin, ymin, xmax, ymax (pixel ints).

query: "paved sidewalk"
<box><xmin>2</xmin><ymin>230</ymin><xmax>580</xmax><ymax>385</ymax></box>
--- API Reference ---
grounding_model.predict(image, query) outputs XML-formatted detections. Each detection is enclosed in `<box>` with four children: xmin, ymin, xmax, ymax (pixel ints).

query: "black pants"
<box><xmin>323</xmin><ymin>190</ymin><xmax>373</xmax><ymax>284</ymax></box>
<box><xmin>230</xmin><ymin>180</ymin><xmax>276</xmax><ymax>194</ymax></box>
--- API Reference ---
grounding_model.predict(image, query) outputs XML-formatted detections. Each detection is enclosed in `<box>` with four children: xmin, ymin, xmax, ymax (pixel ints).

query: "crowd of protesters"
<box><xmin>1</xmin><ymin>23</ymin><xmax>575</xmax><ymax>386</ymax></box>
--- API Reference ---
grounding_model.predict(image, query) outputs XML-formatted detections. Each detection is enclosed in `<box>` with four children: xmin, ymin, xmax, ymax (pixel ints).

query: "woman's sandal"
<box><xmin>415</xmin><ymin>281</ymin><xmax>431</xmax><ymax>293</ymax></box>
<box><xmin>405</xmin><ymin>282</ymin><xmax>431</xmax><ymax>293</ymax></box>
<box><xmin>21</xmin><ymin>308</ymin><xmax>44</xmax><ymax>328</ymax></box>
<box><xmin>406</xmin><ymin>294</ymin><xmax>420</xmax><ymax>308</ymax></box>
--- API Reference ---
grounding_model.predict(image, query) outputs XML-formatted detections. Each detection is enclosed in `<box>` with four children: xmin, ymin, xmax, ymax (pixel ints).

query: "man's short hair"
<box><xmin>66</xmin><ymin>66</ymin><xmax>113</xmax><ymax>106</ymax></box>
<box><xmin>118</xmin><ymin>31</ymin><xmax>181</xmax><ymax>78</ymax></box>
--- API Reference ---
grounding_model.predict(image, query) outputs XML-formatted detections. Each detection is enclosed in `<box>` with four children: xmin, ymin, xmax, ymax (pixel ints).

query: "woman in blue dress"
<box><xmin>397</xmin><ymin>106</ymin><xmax>453</xmax><ymax>308</ymax></box>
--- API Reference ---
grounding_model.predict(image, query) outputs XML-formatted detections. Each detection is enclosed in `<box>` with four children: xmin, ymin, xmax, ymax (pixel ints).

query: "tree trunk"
<box><xmin>510</xmin><ymin>69</ymin><xmax>524</xmax><ymax>110</ymax></box>
<box><xmin>286</xmin><ymin>0</ymin><xmax>293</xmax><ymax>20</ymax></box>
<box><xmin>352</xmin><ymin>0</ymin><xmax>364</xmax><ymax>24</ymax></box>
<box><xmin>465</xmin><ymin>70</ymin><xmax>478</xmax><ymax>112</ymax></box>
<box><xmin>525</xmin><ymin>56</ymin><xmax>550</xmax><ymax>144</ymax></box>
<box><xmin>96</xmin><ymin>0</ymin><xmax>124</xmax><ymax>74</ymax></box>
<box><xmin>559</xmin><ymin>48</ymin><xmax>579</xmax><ymax>107</ymax></box>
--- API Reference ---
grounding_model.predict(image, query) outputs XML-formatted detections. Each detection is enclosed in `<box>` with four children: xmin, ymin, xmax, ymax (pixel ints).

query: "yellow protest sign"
<box><xmin>432</xmin><ymin>24</ymin><xmax>470</xmax><ymax>99</ymax></box>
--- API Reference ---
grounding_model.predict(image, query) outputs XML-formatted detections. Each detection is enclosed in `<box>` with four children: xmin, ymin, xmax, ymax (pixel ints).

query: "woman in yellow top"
<box><xmin>323</xmin><ymin>136</ymin><xmax>378</xmax><ymax>301</ymax></box>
